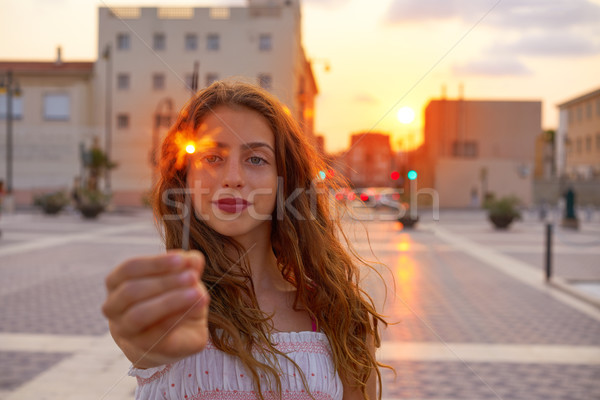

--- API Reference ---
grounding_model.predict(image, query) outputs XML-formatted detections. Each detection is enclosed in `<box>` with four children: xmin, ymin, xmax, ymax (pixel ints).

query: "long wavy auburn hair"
<box><xmin>152</xmin><ymin>80</ymin><xmax>388</xmax><ymax>399</ymax></box>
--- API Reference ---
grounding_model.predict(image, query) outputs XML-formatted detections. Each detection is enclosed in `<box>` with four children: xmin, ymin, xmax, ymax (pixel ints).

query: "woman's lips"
<box><xmin>213</xmin><ymin>198</ymin><xmax>250</xmax><ymax>213</ymax></box>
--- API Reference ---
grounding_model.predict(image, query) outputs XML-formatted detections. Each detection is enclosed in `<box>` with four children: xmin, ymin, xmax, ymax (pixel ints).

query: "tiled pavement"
<box><xmin>0</xmin><ymin>207</ymin><xmax>599</xmax><ymax>399</ymax></box>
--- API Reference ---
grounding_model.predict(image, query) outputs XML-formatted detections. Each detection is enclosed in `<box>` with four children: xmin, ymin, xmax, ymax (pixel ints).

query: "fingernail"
<box><xmin>168</xmin><ymin>254</ymin><xmax>184</xmax><ymax>267</ymax></box>
<box><xmin>178</xmin><ymin>271</ymin><xmax>195</xmax><ymax>284</ymax></box>
<box><xmin>184</xmin><ymin>288</ymin><xmax>199</xmax><ymax>300</ymax></box>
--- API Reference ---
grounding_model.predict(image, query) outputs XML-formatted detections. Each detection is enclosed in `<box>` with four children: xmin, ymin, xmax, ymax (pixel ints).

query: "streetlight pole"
<box><xmin>103</xmin><ymin>45</ymin><xmax>113</xmax><ymax>192</ymax></box>
<box><xmin>2</xmin><ymin>70</ymin><xmax>20</xmax><ymax>213</ymax></box>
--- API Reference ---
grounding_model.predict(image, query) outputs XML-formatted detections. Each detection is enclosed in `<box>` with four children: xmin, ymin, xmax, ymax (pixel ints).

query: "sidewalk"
<box><xmin>0</xmin><ymin>207</ymin><xmax>599</xmax><ymax>399</ymax></box>
<box><xmin>344</xmin><ymin>206</ymin><xmax>600</xmax><ymax>399</ymax></box>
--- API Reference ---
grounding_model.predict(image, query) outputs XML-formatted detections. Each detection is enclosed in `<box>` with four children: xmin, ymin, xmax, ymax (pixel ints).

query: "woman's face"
<box><xmin>187</xmin><ymin>105</ymin><xmax>278</xmax><ymax>243</ymax></box>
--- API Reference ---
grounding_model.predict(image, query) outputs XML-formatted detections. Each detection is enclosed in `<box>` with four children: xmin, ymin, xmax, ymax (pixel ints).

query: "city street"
<box><xmin>0</xmin><ymin>207</ymin><xmax>599</xmax><ymax>399</ymax></box>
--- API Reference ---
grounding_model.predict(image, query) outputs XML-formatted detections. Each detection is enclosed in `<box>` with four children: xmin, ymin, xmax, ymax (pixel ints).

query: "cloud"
<box><xmin>485</xmin><ymin>0</ymin><xmax>600</xmax><ymax>31</ymax></box>
<box><xmin>353</xmin><ymin>93</ymin><xmax>379</xmax><ymax>104</ymax></box>
<box><xmin>452</xmin><ymin>58</ymin><xmax>532</xmax><ymax>76</ymax></box>
<box><xmin>495</xmin><ymin>33</ymin><xmax>600</xmax><ymax>56</ymax></box>
<box><xmin>385</xmin><ymin>0</ymin><xmax>460</xmax><ymax>23</ymax></box>
<box><xmin>384</xmin><ymin>0</ymin><xmax>600</xmax><ymax>31</ymax></box>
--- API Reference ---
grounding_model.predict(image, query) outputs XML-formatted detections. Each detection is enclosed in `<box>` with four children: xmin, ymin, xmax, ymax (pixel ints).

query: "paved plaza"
<box><xmin>0</xmin><ymin>206</ymin><xmax>599</xmax><ymax>399</ymax></box>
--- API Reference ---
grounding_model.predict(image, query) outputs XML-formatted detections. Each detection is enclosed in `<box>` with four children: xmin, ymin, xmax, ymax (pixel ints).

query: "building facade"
<box><xmin>95</xmin><ymin>0</ymin><xmax>317</xmax><ymax>205</ymax></box>
<box><xmin>0</xmin><ymin>54</ymin><xmax>96</xmax><ymax>206</ymax></box>
<box><xmin>417</xmin><ymin>98</ymin><xmax>542</xmax><ymax>207</ymax></box>
<box><xmin>1</xmin><ymin>0</ymin><xmax>317</xmax><ymax>208</ymax></box>
<box><xmin>557</xmin><ymin>87</ymin><xmax>600</xmax><ymax>180</ymax></box>
<box><xmin>343</xmin><ymin>132</ymin><xmax>393</xmax><ymax>188</ymax></box>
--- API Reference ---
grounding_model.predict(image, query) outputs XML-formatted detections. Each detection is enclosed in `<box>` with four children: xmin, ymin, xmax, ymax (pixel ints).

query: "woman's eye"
<box><xmin>248</xmin><ymin>156</ymin><xmax>266</xmax><ymax>165</ymax></box>
<box><xmin>203</xmin><ymin>155</ymin><xmax>221</xmax><ymax>163</ymax></box>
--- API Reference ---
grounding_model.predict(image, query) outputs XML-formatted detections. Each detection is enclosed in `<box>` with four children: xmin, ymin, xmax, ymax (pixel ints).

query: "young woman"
<box><xmin>102</xmin><ymin>81</ymin><xmax>387</xmax><ymax>400</ymax></box>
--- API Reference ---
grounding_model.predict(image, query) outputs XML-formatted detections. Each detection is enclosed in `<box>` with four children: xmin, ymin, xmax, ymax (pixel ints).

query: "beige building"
<box><xmin>1</xmin><ymin>0</ymin><xmax>317</xmax><ymax>208</ymax></box>
<box><xmin>95</xmin><ymin>0</ymin><xmax>318</xmax><ymax>205</ymax></box>
<box><xmin>557</xmin><ymin>87</ymin><xmax>600</xmax><ymax>180</ymax></box>
<box><xmin>0</xmin><ymin>55</ymin><xmax>96</xmax><ymax>206</ymax></box>
<box><xmin>343</xmin><ymin>132</ymin><xmax>394</xmax><ymax>188</ymax></box>
<box><xmin>416</xmin><ymin>98</ymin><xmax>542</xmax><ymax>207</ymax></box>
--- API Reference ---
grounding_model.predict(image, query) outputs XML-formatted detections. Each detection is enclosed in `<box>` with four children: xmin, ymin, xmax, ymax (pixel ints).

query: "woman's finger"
<box><xmin>102</xmin><ymin>269</ymin><xmax>200</xmax><ymax>318</ymax></box>
<box><xmin>105</xmin><ymin>253</ymin><xmax>187</xmax><ymax>292</ymax></box>
<box><xmin>117</xmin><ymin>286</ymin><xmax>207</xmax><ymax>337</ymax></box>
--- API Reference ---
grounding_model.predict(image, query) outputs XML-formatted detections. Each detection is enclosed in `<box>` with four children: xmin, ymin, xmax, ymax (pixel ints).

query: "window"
<box><xmin>576</xmin><ymin>137</ymin><xmax>582</xmax><ymax>154</ymax></box>
<box><xmin>153</xmin><ymin>33</ymin><xmax>166</xmax><ymax>51</ymax></box>
<box><xmin>586</xmin><ymin>135</ymin><xmax>592</xmax><ymax>152</ymax></box>
<box><xmin>117</xmin><ymin>33</ymin><xmax>130</xmax><ymax>50</ymax></box>
<box><xmin>258</xmin><ymin>73</ymin><xmax>272</xmax><ymax>90</ymax></box>
<box><xmin>205</xmin><ymin>73</ymin><xmax>219</xmax><ymax>87</ymax></box>
<box><xmin>117</xmin><ymin>114</ymin><xmax>129</xmax><ymax>129</ymax></box>
<box><xmin>596</xmin><ymin>133</ymin><xmax>600</xmax><ymax>151</ymax></box>
<box><xmin>43</xmin><ymin>94</ymin><xmax>70</xmax><ymax>121</ymax></box>
<box><xmin>259</xmin><ymin>34</ymin><xmax>272</xmax><ymax>51</ymax></box>
<box><xmin>207</xmin><ymin>34</ymin><xmax>219</xmax><ymax>51</ymax></box>
<box><xmin>117</xmin><ymin>73</ymin><xmax>130</xmax><ymax>90</ymax></box>
<box><xmin>210</xmin><ymin>7</ymin><xmax>230</xmax><ymax>19</ymax></box>
<box><xmin>452</xmin><ymin>140</ymin><xmax>478</xmax><ymax>158</ymax></box>
<box><xmin>568</xmin><ymin>108</ymin><xmax>574</xmax><ymax>125</ymax></box>
<box><xmin>0</xmin><ymin>94</ymin><xmax>24</xmax><ymax>120</ymax></box>
<box><xmin>185</xmin><ymin>33</ymin><xmax>197</xmax><ymax>51</ymax></box>
<box><xmin>153</xmin><ymin>73</ymin><xmax>165</xmax><ymax>90</ymax></box>
<box><xmin>577</xmin><ymin>105</ymin><xmax>583</xmax><ymax>122</ymax></box>
<box><xmin>597</xmin><ymin>99</ymin><xmax>600</xmax><ymax>117</ymax></box>
<box><xmin>586</xmin><ymin>102</ymin><xmax>592</xmax><ymax>120</ymax></box>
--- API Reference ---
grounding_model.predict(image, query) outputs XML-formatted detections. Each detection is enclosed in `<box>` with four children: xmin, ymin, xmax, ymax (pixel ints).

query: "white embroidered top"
<box><xmin>128</xmin><ymin>331</ymin><xmax>343</xmax><ymax>400</ymax></box>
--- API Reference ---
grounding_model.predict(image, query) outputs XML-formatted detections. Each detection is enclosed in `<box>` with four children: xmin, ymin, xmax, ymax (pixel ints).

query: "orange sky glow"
<box><xmin>1</xmin><ymin>0</ymin><xmax>599</xmax><ymax>153</ymax></box>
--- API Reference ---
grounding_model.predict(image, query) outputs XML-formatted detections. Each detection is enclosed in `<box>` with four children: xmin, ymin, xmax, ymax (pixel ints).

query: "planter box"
<box><xmin>79</xmin><ymin>204</ymin><xmax>105</xmax><ymax>219</ymax></box>
<box><xmin>489</xmin><ymin>215</ymin><xmax>515</xmax><ymax>229</ymax></box>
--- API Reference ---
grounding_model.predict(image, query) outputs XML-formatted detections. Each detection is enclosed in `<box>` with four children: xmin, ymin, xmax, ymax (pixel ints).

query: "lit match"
<box><xmin>181</xmin><ymin>142</ymin><xmax>196</xmax><ymax>251</ymax></box>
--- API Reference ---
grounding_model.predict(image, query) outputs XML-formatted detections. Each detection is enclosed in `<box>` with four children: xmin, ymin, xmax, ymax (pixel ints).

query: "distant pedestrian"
<box><xmin>470</xmin><ymin>187</ymin><xmax>479</xmax><ymax>208</ymax></box>
<box><xmin>71</xmin><ymin>176</ymin><xmax>81</xmax><ymax>207</ymax></box>
<box><xmin>102</xmin><ymin>81</ymin><xmax>389</xmax><ymax>400</ymax></box>
<box><xmin>0</xmin><ymin>180</ymin><xmax>3</xmax><ymax>237</ymax></box>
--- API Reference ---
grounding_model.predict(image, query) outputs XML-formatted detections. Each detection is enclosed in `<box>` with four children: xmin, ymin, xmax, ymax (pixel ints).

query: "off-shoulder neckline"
<box><xmin>270</xmin><ymin>330</ymin><xmax>325</xmax><ymax>336</ymax></box>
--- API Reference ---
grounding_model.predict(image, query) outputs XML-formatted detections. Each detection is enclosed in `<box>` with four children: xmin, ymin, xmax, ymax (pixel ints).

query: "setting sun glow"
<box><xmin>397</xmin><ymin>107</ymin><xmax>415</xmax><ymax>124</ymax></box>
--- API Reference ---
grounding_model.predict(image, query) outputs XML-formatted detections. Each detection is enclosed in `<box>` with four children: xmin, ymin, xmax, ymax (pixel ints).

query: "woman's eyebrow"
<box><xmin>242</xmin><ymin>142</ymin><xmax>275</xmax><ymax>154</ymax></box>
<box><xmin>202</xmin><ymin>141</ymin><xmax>274</xmax><ymax>154</ymax></box>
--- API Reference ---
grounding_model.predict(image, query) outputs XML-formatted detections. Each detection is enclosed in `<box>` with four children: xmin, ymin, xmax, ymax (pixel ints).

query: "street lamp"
<box><xmin>103</xmin><ymin>45</ymin><xmax>113</xmax><ymax>192</ymax></box>
<box><xmin>151</xmin><ymin>97</ymin><xmax>174</xmax><ymax>185</ymax></box>
<box><xmin>0</xmin><ymin>70</ymin><xmax>22</xmax><ymax>213</ymax></box>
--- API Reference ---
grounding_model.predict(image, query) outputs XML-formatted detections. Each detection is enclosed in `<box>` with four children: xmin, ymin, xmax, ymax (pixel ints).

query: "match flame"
<box><xmin>172</xmin><ymin>126</ymin><xmax>219</xmax><ymax>171</ymax></box>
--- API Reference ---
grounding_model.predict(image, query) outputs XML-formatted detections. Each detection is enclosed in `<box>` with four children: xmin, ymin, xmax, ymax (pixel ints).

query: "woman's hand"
<box><xmin>102</xmin><ymin>250</ymin><xmax>210</xmax><ymax>369</ymax></box>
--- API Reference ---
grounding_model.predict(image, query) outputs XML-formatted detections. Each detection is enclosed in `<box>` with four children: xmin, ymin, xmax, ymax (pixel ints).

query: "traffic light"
<box><xmin>407</xmin><ymin>170</ymin><xmax>417</xmax><ymax>180</ymax></box>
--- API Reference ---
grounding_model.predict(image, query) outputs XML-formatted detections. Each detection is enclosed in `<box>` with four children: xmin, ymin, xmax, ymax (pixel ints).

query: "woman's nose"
<box><xmin>222</xmin><ymin>158</ymin><xmax>244</xmax><ymax>188</ymax></box>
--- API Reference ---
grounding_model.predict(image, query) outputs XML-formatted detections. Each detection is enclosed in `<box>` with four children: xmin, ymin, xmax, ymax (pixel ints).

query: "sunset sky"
<box><xmin>1</xmin><ymin>0</ymin><xmax>600</xmax><ymax>152</ymax></box>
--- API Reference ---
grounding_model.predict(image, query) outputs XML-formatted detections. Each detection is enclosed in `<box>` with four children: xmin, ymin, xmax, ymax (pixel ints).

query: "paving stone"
<box><xmin>381</xmin><ymin>361</ymin><xmax>600</xmax><ymax>400</ymax></box>
<box><xmin>1</xmin><ymin>209</ymin><xmax>599</xmax><ymax>398</ymax></box>
<box><xmin>360</xmin><ymin>230</ymin><xmax>600</xmax><ymax>345</ymax></box>
<box><xmin>0</xmin><ymin>240</ymin><xmax>162</xmax><ymax>335</ymax></box>
<box><xmin>0</xmin><ymin>351</ymin><xmax>69</xmax><ymax>391</ymax></box>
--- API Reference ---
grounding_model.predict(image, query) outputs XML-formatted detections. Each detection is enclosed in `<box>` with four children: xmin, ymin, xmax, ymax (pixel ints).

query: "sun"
<box><xmin>397</xmin><ymin>106</ymin><xmax>415</xmax><ymax>124</ymax></box>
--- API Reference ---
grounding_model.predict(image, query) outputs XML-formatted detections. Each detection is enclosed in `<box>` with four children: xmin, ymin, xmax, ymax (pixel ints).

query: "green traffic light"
<box><xmin>407</xmin><ymin>170</ymin><xmax>417</xmax><ymax>180</ymax></box>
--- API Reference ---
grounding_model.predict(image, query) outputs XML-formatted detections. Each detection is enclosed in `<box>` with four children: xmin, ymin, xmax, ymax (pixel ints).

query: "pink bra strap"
<box><xmin>310</xmin><ymin>315</ymin><xmax>317</xmax><ymax>332</ymax></box>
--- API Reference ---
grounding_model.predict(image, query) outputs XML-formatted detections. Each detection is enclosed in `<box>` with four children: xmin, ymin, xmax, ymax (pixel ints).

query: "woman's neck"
<box><xmin>226</xmin><ymin>224</ymin><xmax>284</xmax><ymax>292</ymax></box>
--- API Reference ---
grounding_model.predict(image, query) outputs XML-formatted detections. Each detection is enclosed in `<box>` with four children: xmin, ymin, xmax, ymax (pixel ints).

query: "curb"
<box><xmin>548</xmin><ymin>277</ymin><xmax>600</xmax><ymax>309</ymax></box>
